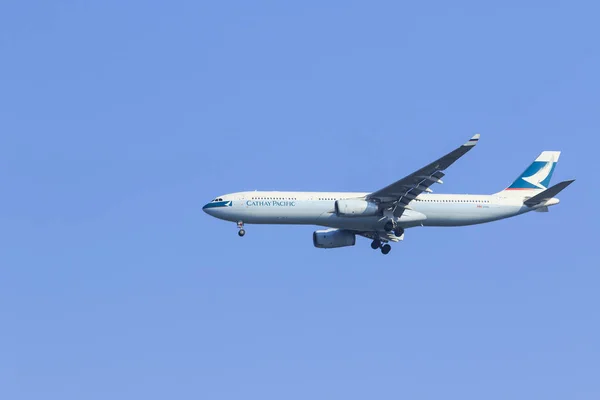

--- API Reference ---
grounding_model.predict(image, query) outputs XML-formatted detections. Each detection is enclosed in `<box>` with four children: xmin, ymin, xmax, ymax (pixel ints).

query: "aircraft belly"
<box><xmin>317</xmin><ymin>209</ymin><xmax>427</xmax><ymax>231</ymax></box>
<box><xmin>418</xmin><ymin>204</ymin><xmax>525</xmax><ymax>226</ymax></box>
<box><xmin>395</xmin><ymin>209</ymin><xmax>427</xmax><ymax>227</ymax></box>
<box><xmin>317</xmin><ymin>213</ymin><xmax>383</xmax><ymax>231</ymax></box>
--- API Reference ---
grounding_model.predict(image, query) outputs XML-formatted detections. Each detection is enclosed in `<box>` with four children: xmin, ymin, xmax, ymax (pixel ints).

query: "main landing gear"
<box><xmin>371</xmin><ymin>239</ymin><xmax>392</xmax><ymax>255</ymax></box>
<box><xmin>383</xmin><ymin>221</ymin><xmax>404</xmax><ymax>238</ymax></box>
<box><xmin>381</xmin><ymin>244</ymin><xmax>391</xmax><ymax>255</ymax></box>
<box><xmin>384</xmin><ymin>221</ymin><xmax>394</xmax><ymax>232</ymax></box>
<box><xmin>237</xmin><ymin>221</ymin><xmax>245</xmax><ymax>237</ymax></box>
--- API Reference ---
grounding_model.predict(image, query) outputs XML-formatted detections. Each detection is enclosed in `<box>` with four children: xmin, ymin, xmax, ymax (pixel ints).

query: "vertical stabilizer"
<box><xmin>503</xmin><ymin>151</ymin><xmax>560</xmax><ymax>192</ymax></box>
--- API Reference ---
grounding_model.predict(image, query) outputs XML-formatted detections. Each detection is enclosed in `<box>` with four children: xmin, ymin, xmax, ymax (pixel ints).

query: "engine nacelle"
<box><xmin>313</xmin><ymin>229</ymin><xmax>356</xmax><ymax>249</ymax></box>
<box><xmin>335</xmin><ymin>199</ymin><xmax>379</xmax><ymax>217</ymax></box>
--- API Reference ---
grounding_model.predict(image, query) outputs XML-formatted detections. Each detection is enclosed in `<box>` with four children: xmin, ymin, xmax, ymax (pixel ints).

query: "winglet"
<box><xmin>464</xmin><ymin>134</ymin><xmax>480</xmax><ymax>147</ymax></box>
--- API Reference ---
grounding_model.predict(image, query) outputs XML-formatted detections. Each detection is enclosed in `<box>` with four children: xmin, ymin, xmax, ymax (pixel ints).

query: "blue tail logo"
<box><xmin>506</xmin><ymin>151</ymin><xmax>560</xmax><ymax>190</ymax></box>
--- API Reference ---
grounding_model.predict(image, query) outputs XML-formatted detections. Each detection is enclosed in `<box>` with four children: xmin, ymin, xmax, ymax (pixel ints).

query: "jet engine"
<box><xmin>334</xmin><ymin>199</ymin><xmax>379</xmax><ymax>217</ymax></box>
<box><xmin>313</xmin><ymin>229</ymin><xmax>356</xmax><ymax>249</ymax></box>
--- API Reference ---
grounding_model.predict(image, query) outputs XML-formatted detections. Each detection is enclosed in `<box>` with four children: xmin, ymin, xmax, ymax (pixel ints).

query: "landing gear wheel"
<box><xmin>381</xmin><ymin>244</ymin><xmax>391</xmax><ymax>255</ymax></box>
<box><xmin>384</xmin><ymin>221</ymin><xmax>394</xmax><ymax>232</ymax></box>
<box><xmin>236</xmin><ymin>221</ymin><xmax>245</xmax><ymax>237</ymax></box>
<box><xmin>371</xmin><ymin>240</ymin><xmax>381</xmax><ymax>250</ymax></box>
<box><xmin>393</xmin><ymin>227</ymin><xmax>404</xmax><ymax>237</ymax></box>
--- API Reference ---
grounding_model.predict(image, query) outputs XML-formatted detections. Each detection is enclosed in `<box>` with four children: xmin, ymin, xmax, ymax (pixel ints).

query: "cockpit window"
<box><xmin>212</xmin><ymin>198</ymin><xmax>224</xmax><ymax>202</ymax></box>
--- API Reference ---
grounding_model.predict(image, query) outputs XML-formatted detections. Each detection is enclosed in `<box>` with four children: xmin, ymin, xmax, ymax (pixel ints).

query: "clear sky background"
<box><xmin>1</xmin><ymin>1</ymin><xmax>598</xmax><ymax>399</ymax></box>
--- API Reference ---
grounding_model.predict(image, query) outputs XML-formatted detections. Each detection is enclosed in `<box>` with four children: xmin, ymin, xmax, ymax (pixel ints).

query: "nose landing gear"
<box><xmin>237</xmin><ymin>221</ymin><xmax>245</xmax><ymax>237</ymax></box>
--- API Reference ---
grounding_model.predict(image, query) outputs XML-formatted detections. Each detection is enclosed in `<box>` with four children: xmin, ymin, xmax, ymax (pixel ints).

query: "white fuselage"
<box><xmin>202</xmin><ymin>191</ymin><xmax>556</xmax><ymax>232</ymax></box>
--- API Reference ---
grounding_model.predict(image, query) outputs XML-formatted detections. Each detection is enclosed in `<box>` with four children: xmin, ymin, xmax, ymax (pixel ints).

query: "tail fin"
<box><xmin>504</xmin><ymin>151</ymin><xmax>560</xmax><ymax>191</ymax></box>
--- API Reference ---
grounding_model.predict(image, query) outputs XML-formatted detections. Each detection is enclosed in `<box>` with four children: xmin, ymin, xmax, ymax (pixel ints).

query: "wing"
<box><xmin>368</xmin><ymin>134</ymin><xmax>480</xmax><ymax>216</ymax></box>
<box><xmin>523</xmin><ymin>179</ymin><xmax>575</xmax><ymax>206</ymax></box>
<box><xmin>358</xmin><ymin>231</ymin><xmax>404</xmax><ymax>243</ymax></box>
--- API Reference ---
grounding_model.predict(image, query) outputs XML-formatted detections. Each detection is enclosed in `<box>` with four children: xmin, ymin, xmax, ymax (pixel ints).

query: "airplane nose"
<box><xmin>202</xmin><ymin>203</ymin><xmax>211</xmax><ymax>214</ymax></box>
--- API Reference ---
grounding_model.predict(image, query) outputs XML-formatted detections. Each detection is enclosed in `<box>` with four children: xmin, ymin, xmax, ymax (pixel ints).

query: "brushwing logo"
<box><xmin>521</xmin><ymin>160</ymin><xmax>553</xmax><ymax>189</ymax></box>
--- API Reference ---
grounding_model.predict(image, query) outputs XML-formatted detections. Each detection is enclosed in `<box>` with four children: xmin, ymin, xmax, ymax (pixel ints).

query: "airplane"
<box><xmin>203</xmin><ymin>135</ymin><xmax>574</xmax><ymax>254</ymax></box>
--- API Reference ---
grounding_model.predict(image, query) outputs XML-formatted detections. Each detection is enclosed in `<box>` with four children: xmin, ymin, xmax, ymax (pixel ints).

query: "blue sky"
<box><xmin>1</xmin><ymin>1</ymin><xmax>598</xmax><ymax>399</ymax></box>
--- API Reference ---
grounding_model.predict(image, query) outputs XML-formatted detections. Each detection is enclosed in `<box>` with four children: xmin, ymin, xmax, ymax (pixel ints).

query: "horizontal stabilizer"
<box><xmin>524</xmin><ymin>179</ymin><xmax>575</xmax><ymax>206</ymax></box>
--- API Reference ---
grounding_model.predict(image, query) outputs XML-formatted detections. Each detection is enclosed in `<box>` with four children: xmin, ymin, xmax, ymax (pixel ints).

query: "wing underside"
<box><xmin>358</xmin><ymin>231</ymin><xmax>404</xmax><ymax>243</ymax></box>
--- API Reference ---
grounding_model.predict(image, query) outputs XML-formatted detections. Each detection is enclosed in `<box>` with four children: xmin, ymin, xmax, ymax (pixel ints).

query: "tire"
<box><xmin>371</xmin><ymin>240</ymin><xmax>381</xmax><ymax>250</ymax></box>
<box><xmin>238</xmin><ymin>229</ymin><xmax>246</xmax><ymax>237</ymax></box>
<box><xmin>394</xmin><ymin>227</ymin><xmax>404</xmax><ymax>237</ymax></box>
<box><xmin>381</xmin><ymin>244</ymin><xmax>391</xmax><ymax>255</ymax></box>
<box><xmin>384</xmin><ymin>221</ymin><xmax>394</xmax><ymax>232</ymax></box>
